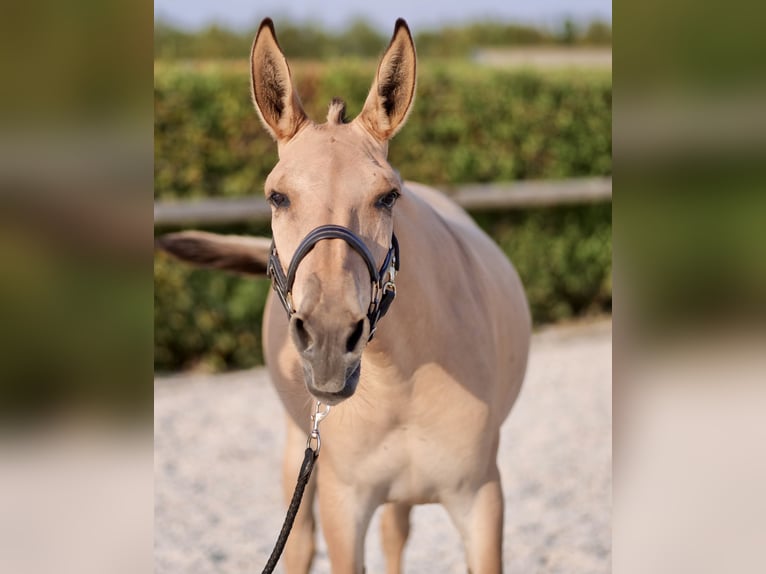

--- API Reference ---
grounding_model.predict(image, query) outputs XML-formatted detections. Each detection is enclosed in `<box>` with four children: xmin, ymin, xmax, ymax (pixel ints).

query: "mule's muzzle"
<box><xmin>292</xmin><ymin>317</ymin><xmax>366</xmax><ymax>356</ymax></box>
<box><xmin>303</xmin><ymin>360</ymin><xmax>361</xmax><ymax>405</ymax></box>
<box><xmin>291</xmin><ymin>315</ymin><xmax>366</xmax><ymax>405</ymax></box>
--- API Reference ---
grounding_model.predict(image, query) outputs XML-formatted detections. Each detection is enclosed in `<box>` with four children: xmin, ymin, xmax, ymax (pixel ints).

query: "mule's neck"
<box><xmin>361</xmin><ymin>184</ymin><xmax>470</xmax><ymax>372</ymax></box>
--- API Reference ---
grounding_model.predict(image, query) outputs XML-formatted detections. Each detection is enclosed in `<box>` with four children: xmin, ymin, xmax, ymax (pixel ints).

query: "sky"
<box><xmin>155</xmin><ymin>0</ymin><xmax>612</xmax><ymax>32</ymax></box>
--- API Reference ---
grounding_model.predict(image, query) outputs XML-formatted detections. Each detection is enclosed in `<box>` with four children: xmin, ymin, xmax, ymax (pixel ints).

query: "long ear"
<box><xmin>156</xmin><ymin>231</ymin><xmax>271</xmax><ymax>276</ymax></box>
<box><xmin>356</xmin><ymin>19</ymin><xmax>417</xmax><ymax>142</ymax></box>
<box><xmin>250</xmin><ymin>18</ymin><xmax>307</xmax><ymax>142</ymax></box>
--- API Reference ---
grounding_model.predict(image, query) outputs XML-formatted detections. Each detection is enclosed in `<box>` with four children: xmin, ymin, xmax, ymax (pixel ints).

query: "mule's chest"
<box><xmin>321</xmin><ymin>408</ymin><xmax>494</xmax><ymax>505</ymax></box>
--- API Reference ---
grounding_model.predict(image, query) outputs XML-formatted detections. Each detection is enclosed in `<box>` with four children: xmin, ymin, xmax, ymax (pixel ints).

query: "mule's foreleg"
<box><xmin>281</xmin><ymin>416</ymin><xmax>317</xmax><ymax>574</ymax></box>
<box><xmin>443</xmin><ymin>464</ymin><xmax>505</xmax><ymax>574</ymax></box>
<box><xmin>380</xmin><ymin>502</ymin><xmax>412</xmax><ymax>574</ymax></box>
<box><xmin>317</xmin><ymin>462</ymin><xmax>378</xmax><ymax>574</ymax></box>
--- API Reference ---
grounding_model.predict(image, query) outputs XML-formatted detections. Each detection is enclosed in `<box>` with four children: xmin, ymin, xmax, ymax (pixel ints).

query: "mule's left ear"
<box><xmin>356</xmin><ymin>19</ymin><xmax>416</xmax><ymax>141</ymax></box>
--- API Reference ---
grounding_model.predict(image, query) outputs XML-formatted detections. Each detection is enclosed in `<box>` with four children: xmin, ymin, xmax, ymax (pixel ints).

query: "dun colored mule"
<box><xmin>158</xmin><ymin>18</ymin><xmax>531</xmax><ymax>574</ymax></box>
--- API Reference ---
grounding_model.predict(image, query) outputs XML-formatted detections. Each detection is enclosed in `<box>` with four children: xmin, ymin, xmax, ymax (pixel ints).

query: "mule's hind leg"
<box><xmin>380</xmin><ymin>502</ymin><xmax>412</xmax><ymax>574</ymax></box>
<box><xmin>443</xmin><ymin>464</ymin><xmax>505</xmax><ymax>574</ymax></box>
<box><xmin>281</xmin><ymin>416</ymin><xmax>317</xmax><ymax>574</ymax></box>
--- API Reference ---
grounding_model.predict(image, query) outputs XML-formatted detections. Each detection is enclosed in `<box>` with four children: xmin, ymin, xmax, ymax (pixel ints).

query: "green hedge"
<box><xmin>154</xmin><ymin>62</ymin><xmax>611</xmax><ymax>371</ymax></box>
<box><xmin>155</xmin><ymin>62</ymin><xmax>611</xmax><ymax>198</ymax></box>
<box><xmin>155</xmin><ymin>247</ymin><xmax>271</xmax><ymax>371</ymax></box>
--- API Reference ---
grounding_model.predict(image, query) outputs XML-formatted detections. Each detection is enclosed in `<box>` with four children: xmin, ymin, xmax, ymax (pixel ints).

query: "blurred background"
<box><xmin>2</xmin><ymin>0</ymin><xmax>765</xmax><ymax>571</ymax></box>
<box><xmin>151</xmin><ymin>6</ymin><xmax>614</xmax><ymax>572</ymax></box>
<box><xmin>153</xmin><ymin>3</ymin><xmax>613</xmax><ymax>371</ymax></box>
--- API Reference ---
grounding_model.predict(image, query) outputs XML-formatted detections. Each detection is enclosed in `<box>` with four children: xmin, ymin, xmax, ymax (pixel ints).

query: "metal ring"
<box><xmin>306</xmin><ymin>430</ymin><xmax>321</xmax><ymax>454</ymax></box>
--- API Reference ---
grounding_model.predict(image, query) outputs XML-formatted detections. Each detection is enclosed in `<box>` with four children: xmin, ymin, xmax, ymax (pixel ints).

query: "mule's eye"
<box><xmin>268</xmin><ymin>191</ymin><xmax>290</xmax><ymax>209</ymax></box>
<box><xmin>376</xmin><ymin>189</ymin><xmax>400</xmax><ymax>210</ymax></box>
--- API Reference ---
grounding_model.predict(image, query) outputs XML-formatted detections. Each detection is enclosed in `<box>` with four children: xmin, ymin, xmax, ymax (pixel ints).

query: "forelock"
<box><xmin>326</xmin><ymin>97</ymin><xmax>348</xmax><ymax>125</ymax></box>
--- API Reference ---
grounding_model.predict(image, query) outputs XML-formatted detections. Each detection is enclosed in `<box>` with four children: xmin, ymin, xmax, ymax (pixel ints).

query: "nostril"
<box><xmin>346</xmin><ymin>319</ymin><xmax>366</xmax><ymax>353</ymax></box>
<box><xmin>293</xmin><ymin>318</ymin><xmax>313</xmax><ymax>351</ymax></box>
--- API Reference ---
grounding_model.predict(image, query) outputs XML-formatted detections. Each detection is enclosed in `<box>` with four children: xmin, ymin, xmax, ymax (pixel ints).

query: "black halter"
<box><xmin>266</xmin><ymin>225</ymin><xmax>400</xmax><ymax>341</ymax></box>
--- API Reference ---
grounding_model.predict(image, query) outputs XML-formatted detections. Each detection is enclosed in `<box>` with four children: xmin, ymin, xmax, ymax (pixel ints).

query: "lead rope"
<box><xmin>261</xmin><ymin>402</ymin><xmax>331</xmax><ymax>574</ymax></box>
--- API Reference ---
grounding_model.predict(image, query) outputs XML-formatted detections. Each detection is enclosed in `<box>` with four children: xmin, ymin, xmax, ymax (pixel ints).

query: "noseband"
<box><xmin>267</xmin><ymin>225</ymin><xmax>400</xmax><ymax>341</ymax></box>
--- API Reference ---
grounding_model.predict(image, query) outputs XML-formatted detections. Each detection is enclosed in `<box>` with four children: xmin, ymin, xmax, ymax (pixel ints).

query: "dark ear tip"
<box><xmin>394</xmin><ymin>18</ymin><xmax>410</xmax><ymax>33</ymax></box>
<box><xmin>255</xmin><ymin>17</ymin><xmax>283</xmax><ymax>50</ymax></box>
<box><xmin>256</xmin><ymin>17</ymin><xmax>277</xmax><ymax>41</ymax></box>
<box><xmin>260</xmin><ymin>17</ymin><xmax>275</xmax><ymax>31</ymax></box>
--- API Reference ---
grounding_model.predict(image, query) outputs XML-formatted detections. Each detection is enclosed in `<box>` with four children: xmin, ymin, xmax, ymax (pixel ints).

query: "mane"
<box><xmin>326</xmin><ymin>97</ymin><xmax>348</xmax><ymax>125</ymax></box>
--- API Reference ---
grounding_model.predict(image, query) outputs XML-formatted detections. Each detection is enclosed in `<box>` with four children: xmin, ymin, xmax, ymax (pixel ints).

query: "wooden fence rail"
<box><xmin>154</xmin><ymin>176</ymin><xmax>611</xmax><ymax>226</ymax></box>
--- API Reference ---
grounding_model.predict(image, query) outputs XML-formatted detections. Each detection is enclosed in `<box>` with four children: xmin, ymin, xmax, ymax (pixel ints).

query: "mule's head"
<box><xmin>158</xmin><ymin>19</ymin><xmax>416</xmax><ymax>405</ymax></box>
<box><xmin>252</xmin><ymin>18</ymin><xmax>415</xmax><ymax>404</ymax></box>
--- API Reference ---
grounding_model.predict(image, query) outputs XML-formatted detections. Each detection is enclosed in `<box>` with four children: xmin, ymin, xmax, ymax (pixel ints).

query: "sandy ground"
<box><xmin>155</xmin><ymin>319</ymin><xmax>611</xmax><ymax>573</ymax></box>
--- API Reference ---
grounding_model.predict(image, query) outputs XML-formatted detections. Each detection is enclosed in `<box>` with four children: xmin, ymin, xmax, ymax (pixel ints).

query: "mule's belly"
<box><xmin>385</xmin><ymin>430</ymin><xmax>496</xmax><ymax>505</ymax></box>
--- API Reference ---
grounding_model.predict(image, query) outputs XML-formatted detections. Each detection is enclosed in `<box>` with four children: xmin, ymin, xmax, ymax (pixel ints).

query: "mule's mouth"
<box><xmin>305</xmin><ymin>361</ymin><xmax>361</xmax><ymax>405</ymax></box>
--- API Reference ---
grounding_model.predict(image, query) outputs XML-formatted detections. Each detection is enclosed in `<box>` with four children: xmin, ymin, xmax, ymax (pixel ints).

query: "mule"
<box><xmin>158</xmin><ymin>18</ymin><xmax>531</xmax><ymax>574</ymax></box>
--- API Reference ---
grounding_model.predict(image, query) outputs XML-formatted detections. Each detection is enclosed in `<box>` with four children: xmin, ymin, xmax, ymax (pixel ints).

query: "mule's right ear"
<box><xmin>250</xmin><ymin>18</ymin><xmax>308</xmax><ymax>143</ymax></box>
<box><xmin>156</xmin><ymin>231</ymin><xmax>271</xmax><ymax>276</ymax></box>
